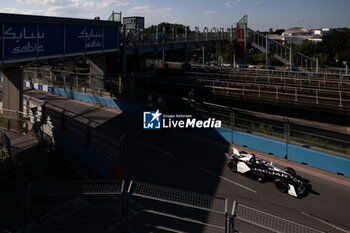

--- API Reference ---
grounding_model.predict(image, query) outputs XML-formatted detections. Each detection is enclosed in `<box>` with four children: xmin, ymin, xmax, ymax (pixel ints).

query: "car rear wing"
<box><xmin>225</xmin><ymin>148</ymin><xmax>242</xmax><ymax>160</ymax></box>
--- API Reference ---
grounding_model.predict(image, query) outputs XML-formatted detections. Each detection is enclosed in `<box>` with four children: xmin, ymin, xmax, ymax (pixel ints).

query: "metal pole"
<box><xmin>202</xmin><ymin>46</ymin><xmax>205</xmax><ymax>67</ymax></box>
<box><xmin>230</xmin><ymin>110</ymin><xmax>235</xmax><ymax>144</ymax></box>
<box><xmin>156</xmin><ymin>26</ymin><xmax>158</xmax><ymax>44</ymax></box>
<box><xmin>290</xmin><ymin>46</ymin><xmax>292</xmax><ymax>69</ymax></box>
<box><xmin>316</xmin><ymin>58</ymin><xmax>319</xmax><ymax>74</ymax></box>
<box><xmin>284</xmin><ymin>118</ymin><xmax>289</xmax><ymax>159</ymax></box>
<box><xmin>244</xmin><ymin>24</ymin><xmax>247</xmax><ymax>64</ymax></box>
<box><xmin>122</xmin><ymin>24</ymin><xmax>127</xmax><ymax>81</ymax></box>
<box><xmin>266</xmin><ymin>35</ymin><xmax>268</xmax><ymax>67</ymax></box>
<box><xmin>175</xmin><ymin>27</ymin><xmax>177</xmax><ymax>42</ymax></box>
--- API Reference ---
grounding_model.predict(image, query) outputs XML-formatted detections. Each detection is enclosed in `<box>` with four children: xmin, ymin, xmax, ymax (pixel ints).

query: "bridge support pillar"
<box><xmin>2</xmin><ymin>67</ymin><xmax>23</xmax><ymax>117</ymax></box>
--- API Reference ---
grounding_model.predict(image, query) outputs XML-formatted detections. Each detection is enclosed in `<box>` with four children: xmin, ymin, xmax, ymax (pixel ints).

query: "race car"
<box><xmin>225</xmin><ymin>148</ymin><xmax>310</xmax><ymax>198</ymax></box>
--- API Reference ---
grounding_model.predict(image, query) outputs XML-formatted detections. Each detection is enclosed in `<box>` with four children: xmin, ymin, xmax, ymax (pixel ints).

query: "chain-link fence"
<box><xmin>231</xmin><ymin>202</ymin><xmax>325</xmax><ymax>233</ymax></box>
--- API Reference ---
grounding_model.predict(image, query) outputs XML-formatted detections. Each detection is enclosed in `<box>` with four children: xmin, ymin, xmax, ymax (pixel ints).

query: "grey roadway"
<box><xmin>24</xmin><ymin>89</ymin><xmax>350</xmax><ymax>233</ymax></box>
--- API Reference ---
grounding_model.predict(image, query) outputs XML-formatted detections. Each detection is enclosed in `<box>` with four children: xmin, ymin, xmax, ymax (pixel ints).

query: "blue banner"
<box><xmin>86</xmin><ymin>26</ymin><xmax>103</xmax><ymax>51</ymax></box>
<box><xmin>65</xmin><ymin>26</ymin><xmax>85</xmax><ymax>53</ymax></box>
<box><xmin>0</xmin><ymin>24</ymin><xmax>2</xmax><ymax>59</ymax></box>
<box><xmin>104</xmin><ymin>27</ymin><xmax>118</xmax><ymax>49</ymax></box>
<box><xmin>1</xmin><ymin>22</ymin><xmax>119</xmax><ymax>61</ymax></box>
<box><xmin>3</xmin><ymin>24</ymin><xmax>38</xmax><ymax>58</ymax></box>
<box><xmin>38</xmin><ymin>25</ymin><xmax>63</xmax><ymax>56</ymax></box>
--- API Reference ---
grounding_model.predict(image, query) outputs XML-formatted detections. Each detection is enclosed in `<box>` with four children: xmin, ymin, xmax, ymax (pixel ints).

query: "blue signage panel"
<box><xmin>86</xmin><ymin>26</ymin><xmax>103</xmax><ymax>51</ymax></box>
<box><xmin>38</xmin><ymin>25</ymin><xmax>63</xmax><ymax>56</ymax></box>
<box><xmin>0</xmin><ymin>24</ymin><xmax>2</xmax><ymax>59</ymax></box>
<box><xmin>3</xmin><ymin>23</ymin><xmax>37</xmax><ymax>58</ymax></box>
<box><xmin>104</xmin><ymin>27</ymin><xmax>118</xmax><ymax>49</ymax></box>
<box><xmin>65</xmin><ymin>25</ymin><xmax>85</xmax><ymax>53</ymax></box>
<box><xmin>0</xmin><ymin>17</ymin><xmax>119</xmax><ymax>63</ymax></box>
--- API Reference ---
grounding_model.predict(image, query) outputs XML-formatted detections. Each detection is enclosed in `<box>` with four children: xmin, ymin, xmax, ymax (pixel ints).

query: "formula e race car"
<box><xmin>225</xmin><ymin>148</ymin><xmax>310</xmax><ymax>198</ymax></box>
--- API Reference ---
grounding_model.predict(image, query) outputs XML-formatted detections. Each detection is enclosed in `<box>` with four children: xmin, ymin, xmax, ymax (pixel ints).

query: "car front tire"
<box><xmin>284</xmin><ymin>167</ymin><xmax>296</xmax><ymax>176</ymax></box>
<box><xmin>274</xmin><ymin>179</ymin><xmax>287</xmax><ymax>193</ymax></box>
<box><xmin>228</xmin><ymin>161</ymin><xmax>237</xmax><ymax>172</ymax></box>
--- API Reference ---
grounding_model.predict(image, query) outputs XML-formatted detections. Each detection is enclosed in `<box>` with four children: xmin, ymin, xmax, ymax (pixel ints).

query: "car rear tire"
<box><xmin>284</xmin><ymin>167</ymin><xmax>296</xmax><ymax>176</ymax></box>
<box><xmin>274</xmin><ymin>179</ymin><xmax>287</xmax><ymax>193</ymax></box>
<box><xmin>228</xmin><ymin>161</ymin><xmax>237</xmax><ymax>172</ymax></box>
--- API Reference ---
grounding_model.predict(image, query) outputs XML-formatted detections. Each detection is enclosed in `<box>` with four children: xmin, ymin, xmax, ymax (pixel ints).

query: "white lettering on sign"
<box><xmin>77</xmin><ymin>28</ymin><xmax>102</xmax><ymax>39</ymax></box>
<box><xmin>86</xmin><ymin>40</ymin><xmax>103</xmax><ymax>48</ymax></box>
<box><xmin>11</xmin><ymin>42</ymin><xmax>44</xmax><ymax>54</ymax></box>
<box><xmin>2</xmin><ymin>27</ymin><xmax>45</xmax><ymax>40</ymax></box>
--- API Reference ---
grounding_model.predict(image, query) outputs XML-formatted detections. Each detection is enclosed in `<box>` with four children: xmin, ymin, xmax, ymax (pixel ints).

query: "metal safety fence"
<box><xmin>23</xmin><ymin>180</ymin><xmax>326</xmax><ymax>233</ymax></box>
<box><xmin>21</xmin><ymin>67</ymin><xmax>350</xmax><ymax>156</ymax></box>
<box><xmin>23</xmin><ymin>68</ymin><xmax>122</xmax><ymax>98</ymax></box>
<box><xmin>231</xmin><ymin>202</ymin><xmax>325</xmax><ymax>233</ymax></box>
<box><xmin>137</xmin><ymin>70</ymin><xmax>350</xmax><ymax>110</ymax></box>
<box><xmin>191</xmin><ymin>101</ymin><xmax>350</xmax><ymax>157</ymax></box>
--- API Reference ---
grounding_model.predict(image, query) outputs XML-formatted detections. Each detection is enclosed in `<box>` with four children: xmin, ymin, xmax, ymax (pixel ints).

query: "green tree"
<box><xmin>294</xmin><ymin>28</ymin><xmax>350</xmax><ymax>66</ymax></box>
<box><xmin>144</xmin><ymin>22</ymin><xmax>190</xmax><ymax>34</ymax></box>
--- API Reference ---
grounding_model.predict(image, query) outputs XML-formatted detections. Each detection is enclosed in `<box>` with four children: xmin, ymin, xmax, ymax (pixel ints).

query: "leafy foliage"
<box><xmin>294</xmin><ymin>28</ymin><xmax>350</xmax><ymax>66</ymax></box>
<box><xmin>144</xmin><ymin>22</ymin><xmax>190</xmax><ymax>34</ymax></box>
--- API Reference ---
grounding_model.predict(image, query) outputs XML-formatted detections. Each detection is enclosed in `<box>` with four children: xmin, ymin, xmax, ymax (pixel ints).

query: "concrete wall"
<box><xmin>2</xmin><ymin>68</ymin><xmax>23</xmax><ymax>115</ymax></box>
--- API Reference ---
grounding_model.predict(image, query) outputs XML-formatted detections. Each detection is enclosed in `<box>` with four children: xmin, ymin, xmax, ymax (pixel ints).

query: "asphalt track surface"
<box><xmin>23</xmin><ymin>89</ymin><xmax>350</xmax><ymax>233</ymax></box>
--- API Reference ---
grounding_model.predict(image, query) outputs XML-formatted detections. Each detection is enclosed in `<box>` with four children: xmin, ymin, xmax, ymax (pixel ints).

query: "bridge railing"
<box><xmin>126</xmin><ymin>30</ymin><xmax>234</xmax><ymax>47</ymax></box>
<box><xmin>247</xmin><ymin>28</ymin><xmax>326</xmax><ymax>73</ymax></box>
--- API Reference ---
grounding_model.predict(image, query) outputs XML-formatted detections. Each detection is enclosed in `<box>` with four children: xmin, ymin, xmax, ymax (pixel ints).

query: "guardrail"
<box><xmin>232</xmin><ymin>202</ymin><xmax>325</xmax><ymax>233</ymax></box>
<box><xmin>24</xmin><ymin>180</ymin><xmax>325</xmax><ymax>233</ymax></box>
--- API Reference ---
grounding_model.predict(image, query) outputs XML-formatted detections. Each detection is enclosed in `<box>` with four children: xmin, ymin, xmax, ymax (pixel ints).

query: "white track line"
<box><xmin>138</xmin><ymin>140</ymin><xmax>175</xmax><ymax>158</ymax></box>
<box><xmin>301</xmin><ymin>211</ymin><xmax>350</xmax><ymax>233</ymax></box>
<box><xmin>200</xmin><ymin>168</ymin><xmax>257</xmax><ymax>194</ymax></box>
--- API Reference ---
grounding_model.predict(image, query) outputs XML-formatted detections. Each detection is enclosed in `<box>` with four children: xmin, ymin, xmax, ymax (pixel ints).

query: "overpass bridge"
<box><xmin>0</xmin><ymin>13</ymin><xmax>327</xmax><ymax>115</ymax></box>
<box><xmin>0</xmin><ymin>12</ymin><xmax>120</xmax><ymax>114</ymax></box>
<box><xmin>124</xmin><ymin>15</ymin><xmax>323</xmax><ymax>73</ymax></box>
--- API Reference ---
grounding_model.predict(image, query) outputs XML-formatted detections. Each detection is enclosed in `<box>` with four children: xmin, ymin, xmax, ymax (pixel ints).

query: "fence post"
<box><xmin>284</xmin><ymin>118</ymin><xmax>290</xmax><ymax>159</ymax></box>
<box><xmin>121</xmin><ymin>191</ymin><xmax>129</xmax><ymax>233</ymax></box>
<box><xmin>294</xmin><ymin>88</ymin><xmax>298</xmax><ymax>102</ymax></box>
<box><xmin>275</xmin><ymin>85</ymin><xmax>278</xmax><ymax>99</ymax></box>
<box><xmin>231</xmin><ymin>201</ymin><xmax>237</xmax><ymax>233</ymax></box>
<box><xmin>316</xmin><ymin>89</ymin><xmax>319</xmax><ymax>104</ymax></box>
<box><xmin>339</xmin><ymin>91</ymin><xmax>343</xmax><ymax>107</ymax></box>
<box><xmin>230</xmin><ymin>110</ymin><xmax>235</xmax><ymax>144</ymax></box>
